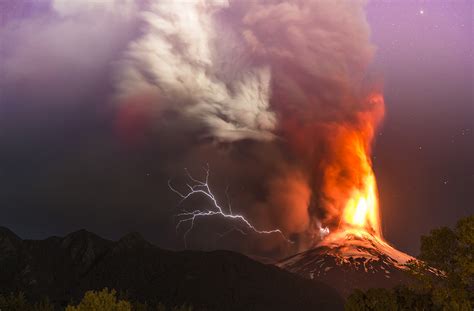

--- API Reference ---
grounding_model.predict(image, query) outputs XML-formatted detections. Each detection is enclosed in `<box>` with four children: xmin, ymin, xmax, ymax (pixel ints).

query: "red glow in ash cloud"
<box><xmin>116</xmin><ymin>95</ymin><xmax>154</xmax><ymax>148</ymax></box>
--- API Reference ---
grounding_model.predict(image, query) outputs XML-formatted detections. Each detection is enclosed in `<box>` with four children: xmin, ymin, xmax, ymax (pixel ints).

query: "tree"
<box><xmin>392</xmin><ymin>285</ymin><xmax>432</xmax><ymax>311</ymax></box>
<box><xmin>0</xmin><ymin>292</ymin><xmax>29</xmax><ymax>311</ymax></box>
<box><xmin>418</xmin><ymin>215</ymin><xmax>474</xmax><ymax>307</ymax></box>
<box><xmin>345</xmin><ymin>288</ymin><xmax>397</xmax><ymax>311</ymax></box>
<box><xmin>66</xmin><ymin>288</ymin><xmax>132</xmax><ymax>311</ymax></box>
<box><xmin>0</xmin><ymin>293</ymin><xmax>54</xmax><ymax>311</ymax></box>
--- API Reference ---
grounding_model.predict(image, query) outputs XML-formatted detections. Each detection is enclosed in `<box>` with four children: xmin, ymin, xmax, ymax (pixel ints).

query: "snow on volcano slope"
<box><xmin>277</xmin><ymin>231</ymin><xmax>416</xmax><ymax>297</ymax></box>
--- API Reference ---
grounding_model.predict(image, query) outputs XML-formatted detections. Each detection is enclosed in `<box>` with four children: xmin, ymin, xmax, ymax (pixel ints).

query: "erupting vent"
<box><xmin>278</xmin><ymin>93</ymin><xmax>419</xmax><ymax>296</ymax></box>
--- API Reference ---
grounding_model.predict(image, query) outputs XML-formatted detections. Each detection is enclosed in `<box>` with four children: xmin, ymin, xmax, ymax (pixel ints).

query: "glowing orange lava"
<box><xmin>340</xmin><ymin>140</ymin><xmax>381</xmax><ymax>237</ymax></box>
<box><xmin>320</xmin><ymin>93</ymin><xmax>385</xmax><ymax>240</ymax></box>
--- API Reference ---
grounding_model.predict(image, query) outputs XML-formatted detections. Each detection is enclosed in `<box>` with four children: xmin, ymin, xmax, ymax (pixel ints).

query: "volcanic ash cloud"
<box><xmin>116</xmin><ymin>1</ymin><xmax>277</xmax><ymax>142</ymax></box>
<box><xmin>116</xmin><ymin>0</ymin><xmax>384</xmax><ymax>248</ymax></box>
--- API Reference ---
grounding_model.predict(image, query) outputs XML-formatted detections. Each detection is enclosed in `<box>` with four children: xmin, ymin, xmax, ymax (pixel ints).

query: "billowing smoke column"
<box><xmin>116</xmin><ymin>1</ymin><xmax>277</xmax><ymax>142</ymax></box>
<box><xmin>117</xmin><ymin>0</ymin><xmax>385</xmax><ymax>249</ymax></box>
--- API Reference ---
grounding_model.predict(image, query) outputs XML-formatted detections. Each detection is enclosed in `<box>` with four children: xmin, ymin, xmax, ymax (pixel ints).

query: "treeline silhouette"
<box><xmin>0</xmin><ymin>288</ymin><xmax>193</xmax><ymax>311</ymax></box>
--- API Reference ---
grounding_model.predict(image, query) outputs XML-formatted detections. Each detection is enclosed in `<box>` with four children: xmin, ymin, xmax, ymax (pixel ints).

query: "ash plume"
<box><xmin>116</xmin><ymin>1</ymin><xmax>277</xmax><ymax>142</ymax></box>
<box><xmin>0</xmin><ymin>0</ymin><xmax>384</xmax><ymax>256</ymax></box>
<box><xmin>116</xmin><ymin>0</ymin><xmax>382</xmax><ymax>252</ymax></box>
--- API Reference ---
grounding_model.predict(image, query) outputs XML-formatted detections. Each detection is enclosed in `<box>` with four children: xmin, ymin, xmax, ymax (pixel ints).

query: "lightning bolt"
<box><xmin>168</xmin><ymin>165</ymin><xmax>292</xmax><ymax>247</ymax></box>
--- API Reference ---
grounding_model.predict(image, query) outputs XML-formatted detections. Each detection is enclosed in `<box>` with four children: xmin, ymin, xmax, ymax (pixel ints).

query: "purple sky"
<box><xmin>367</xmin><ymin>0</ymin><xmax>472</xmax><ymax>253</ymax></box>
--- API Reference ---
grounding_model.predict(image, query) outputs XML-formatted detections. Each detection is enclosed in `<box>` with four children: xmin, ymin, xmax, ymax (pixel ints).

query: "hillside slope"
<box><xmin>0</xmin><ymin>227</ymin><xmax>343</xmax><ymax>310</ymax></box>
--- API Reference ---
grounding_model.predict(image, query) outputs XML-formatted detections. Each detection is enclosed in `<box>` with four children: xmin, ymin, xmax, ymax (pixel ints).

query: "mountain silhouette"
<box><xmin>0</xmin><ymin>227</ymin><xmax>343</xmax><ymax>310</ymax></box>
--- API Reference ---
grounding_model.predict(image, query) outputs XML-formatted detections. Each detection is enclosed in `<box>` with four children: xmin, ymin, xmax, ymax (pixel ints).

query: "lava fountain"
<box><xmin>278</xmin><ymin>93</ymin><xmax>414</xmax><ymax>295</ymax></box>
<box><xmin>313</xmin><ymin>93</ymin><xmax>413</xmax><ymax>264</ymax></box>
<box><xmin>318</xmin><ymin>93</ymin><xmax>384</xmax><ymax>238</ymax></box>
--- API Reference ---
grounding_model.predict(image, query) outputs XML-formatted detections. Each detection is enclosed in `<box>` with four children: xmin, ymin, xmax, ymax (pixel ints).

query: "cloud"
<box><xmin>51</xmin><ymin>0</ymin><xmax>138</xmax><ymax>17</ymax></box>
<box><xmin>115</xmin><ymin>0</ymin><xmax>377</xmax><ymax>146</ymax></box>
<box><xmin>115</xmin><ymin>1</ymin><xmax>277</xmax><ymax>142</ymax></box>
<box><xmin>0</xmin><ymin>0</ymin><xmax>140</xmax><ymax>106</ymax></box>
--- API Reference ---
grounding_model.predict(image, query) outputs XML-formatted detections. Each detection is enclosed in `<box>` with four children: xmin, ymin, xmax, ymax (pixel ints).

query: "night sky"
<box><xmin>0</xmin><ymin>0</ymin><xmax>472</xmax><ymax>257</ymax></box>
<box><xmin>367</xmin><ymin>1</ymin><xmax>472</xmax><ymax>254</ymax></box>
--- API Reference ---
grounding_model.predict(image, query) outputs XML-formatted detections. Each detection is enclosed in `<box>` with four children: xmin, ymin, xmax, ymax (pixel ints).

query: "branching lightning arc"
<box><xmin>168</xmin><ymin>165</ymin><xmax>292</xmax><ymax>247</ymax></box>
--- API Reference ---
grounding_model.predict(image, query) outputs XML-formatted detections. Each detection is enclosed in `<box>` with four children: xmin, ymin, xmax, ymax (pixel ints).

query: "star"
<box><xmin>419</xmin><ymin>9</ymin><xmax>424</xmax><ymax>15</ymax></box>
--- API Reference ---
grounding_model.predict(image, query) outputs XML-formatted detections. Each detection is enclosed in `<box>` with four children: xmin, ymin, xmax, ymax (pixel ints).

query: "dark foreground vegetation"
<box><xmin>345</xmin><ymin>215</ymin><xmax>474</xmax><ymax>310</ymax></box>
<box><xmin>0</xmin><ymin>288</ymin><xmax>192</xmax><ymax>311</ymax></box>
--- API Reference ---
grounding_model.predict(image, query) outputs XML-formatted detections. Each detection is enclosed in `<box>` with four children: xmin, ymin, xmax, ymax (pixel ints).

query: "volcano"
<box><xmin>277</xmin><ymin>230</ymin><xmax>415</xmax><ymax>297</ymax></box>
<box><xmin>271</xmin><ymin>91</ymin><xmax>423</xmax><ymax>297</ymax></box>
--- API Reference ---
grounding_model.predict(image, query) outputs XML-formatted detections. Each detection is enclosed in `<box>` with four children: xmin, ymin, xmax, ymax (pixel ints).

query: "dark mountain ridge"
<box><xmin>0</xmin><ymin>227</ymin><xmax>344</xmax><ymax>310</ymax></box>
